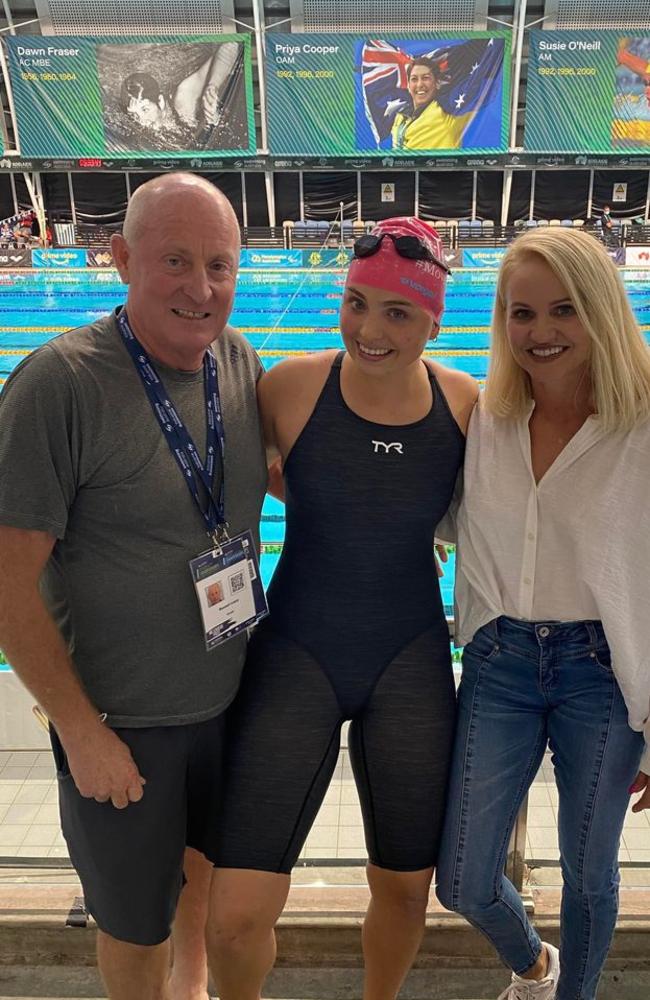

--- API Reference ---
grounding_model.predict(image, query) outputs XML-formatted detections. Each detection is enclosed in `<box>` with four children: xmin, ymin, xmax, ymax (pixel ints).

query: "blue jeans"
<box><xmin>437</xmin><ymin>617</ymin><xmax>644</xmax><ymax>1000</ymax></box>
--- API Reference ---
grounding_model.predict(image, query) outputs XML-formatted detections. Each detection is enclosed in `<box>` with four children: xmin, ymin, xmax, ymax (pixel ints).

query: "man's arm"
<box><xmin>0</xmin><ymin>525</ymin><xmax>145</xmax><ymax>809</ymax></box>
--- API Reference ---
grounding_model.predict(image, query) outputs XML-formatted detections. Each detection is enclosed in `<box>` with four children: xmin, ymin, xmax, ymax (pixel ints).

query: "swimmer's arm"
<box><xmin>443</xmin><ymin>369</ymin><xmax>480</xmax><ymax>435</ymax></box>
<box><xmin>257</xmin><ymin>367</ymin><xmax>284</xmax><ymax>502</ymax></box>
<box><xmin>429</xmin><ymin>369</ymin><xmax>477</xmax><ymax>545</ymax></box>
<box><xmin>256</xmin><ymin>352</ymin><xmax>337</xmax><ymax>503</ymax></box>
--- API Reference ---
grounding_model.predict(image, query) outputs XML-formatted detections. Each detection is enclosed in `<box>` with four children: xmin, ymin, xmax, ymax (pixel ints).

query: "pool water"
<box><xmin>1</xmin><ymin>265</ymin><xmax>649</xmax><ymax>659</ymax></box>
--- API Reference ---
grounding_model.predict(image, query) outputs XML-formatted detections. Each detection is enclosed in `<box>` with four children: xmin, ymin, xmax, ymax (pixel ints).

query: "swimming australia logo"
<box><xmin>372</xmin><ymin>440</ymin><xmax>404</xmax><ymax>455</ymax></box>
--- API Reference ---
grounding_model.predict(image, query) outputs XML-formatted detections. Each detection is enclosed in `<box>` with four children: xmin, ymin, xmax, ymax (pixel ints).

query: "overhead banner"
<box><xmin>266</xmin><ymin>33</ymin><xmax>510</xmax><ymax>157</ymax></box>
<box><xmin>6</xmin><ymin>35</ymin><xmax>254</xmax><ymax>158</ymax></box>
<box><xmin>525</xmin><ymin>31</ymin><xmax>650</xmax><ymax>152</ymax></box>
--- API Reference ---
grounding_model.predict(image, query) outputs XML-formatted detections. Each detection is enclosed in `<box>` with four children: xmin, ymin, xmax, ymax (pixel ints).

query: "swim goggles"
<box><xmin>352</xmin><ymin>232</ymin><xmax>452</xmax><ymax>273</ymax></box>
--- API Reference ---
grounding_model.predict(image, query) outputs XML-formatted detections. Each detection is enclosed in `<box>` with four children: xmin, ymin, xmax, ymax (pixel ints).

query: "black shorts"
<box><xmin>51</xmin><ymin>715</ymin><xmax>225</xmax><ymax>946</ymax></box>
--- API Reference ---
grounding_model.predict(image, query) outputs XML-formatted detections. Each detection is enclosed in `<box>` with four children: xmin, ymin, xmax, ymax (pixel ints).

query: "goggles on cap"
<box><xmin>353</xmin><ymin>232</ymin><xmax>452</xmax><ymax>274</ymax></box>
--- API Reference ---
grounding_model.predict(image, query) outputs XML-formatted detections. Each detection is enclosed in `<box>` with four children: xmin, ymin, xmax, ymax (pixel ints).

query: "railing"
<box><xmin>50</xmin><ymin>219</ymin><xmax>650</xmax><ymax>255</ymax></box>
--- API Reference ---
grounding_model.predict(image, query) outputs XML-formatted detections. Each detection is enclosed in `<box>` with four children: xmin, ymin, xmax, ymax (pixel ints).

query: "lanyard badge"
<box><xmin>117</xmin><ymin>310</ymin><xmax>268</xmax><ymax>649</ymax></box>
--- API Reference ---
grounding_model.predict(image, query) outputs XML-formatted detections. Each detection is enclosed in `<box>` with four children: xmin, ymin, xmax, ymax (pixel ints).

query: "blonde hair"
<box><xmin>485</xmin><ymin>227</ymin><xmax>650</xmax><ymax>432</ymax></box>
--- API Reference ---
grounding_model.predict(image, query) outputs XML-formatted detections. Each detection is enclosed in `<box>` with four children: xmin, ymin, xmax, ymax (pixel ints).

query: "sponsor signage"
<box><xmin>239</xmin><ymin>249</ymin><xmax>303</xmax><ymax>267</ymax></box>
<box><xmin>0</xmin><ymin>250</ymin><xmax>31</xmax><ymax>267</ymax></box>
<box><xmin>625</xmin><ymin>246</ymin><xmax>650</xmax><ymax>266</ymax></box>
<box><xmin>32</xmin><ymin>248</ymin><xmax>87</xmax><ymax>268</ymax></box>
<box><xmin>0</xmin><ymin>153</ymin><xmax>648</xmax><ymax>172</ymax></box>
<box><xmin>462</xmin><ymin>247</ymin><xmax>507</xmax><ymax>267</ymax></box>
<box><xmin>87</xmin><ymin>249</ymin><xmax>114</xmax><ymax>267</ymax></box>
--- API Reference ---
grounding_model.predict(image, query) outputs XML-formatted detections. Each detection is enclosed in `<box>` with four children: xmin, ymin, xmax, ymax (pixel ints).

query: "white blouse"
<box><xmin>446</xmin><ymin>395</ymin><xmax>650</xmax><ymax>773</ymax></box>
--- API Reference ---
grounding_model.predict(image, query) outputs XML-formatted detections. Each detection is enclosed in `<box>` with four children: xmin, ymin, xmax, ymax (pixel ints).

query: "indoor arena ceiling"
<box><xmin>287</xmin><ymin>0</ymin><xmax>490</xmax><ymax>32</ymax></box>
<box><xmin>32</xmin><ymin>0</ymin><xmax>236</xmax><ymax>35</ymax></box>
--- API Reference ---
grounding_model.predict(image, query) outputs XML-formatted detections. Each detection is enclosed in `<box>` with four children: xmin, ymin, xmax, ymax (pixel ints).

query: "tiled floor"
<box><xmin>0</xmin><ymin>747</ymin><xmax>649</xmax><ymax>865</ymax></box>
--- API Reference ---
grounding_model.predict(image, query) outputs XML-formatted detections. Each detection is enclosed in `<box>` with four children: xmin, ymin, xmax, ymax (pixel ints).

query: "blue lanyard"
<box><xmin>117</xmin><ymin>309</ymin><xmax>228</xmax><ymax>545</ymax></box>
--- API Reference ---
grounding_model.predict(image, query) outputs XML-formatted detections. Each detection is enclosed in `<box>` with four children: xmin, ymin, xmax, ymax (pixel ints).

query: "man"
<box><xmin>391</xmin><ymin>57</ymin><xmax>473</xmax><ymax>151</ymax></box>
<box><xmin>0</xmin><ymin>173</ymin><xmax>267</xmax><ymax>1000</ymax></box>
<box><xmin>601</xmin><ymin>204</ymin><xmax>619</xmax><ymax>247</ymax></box>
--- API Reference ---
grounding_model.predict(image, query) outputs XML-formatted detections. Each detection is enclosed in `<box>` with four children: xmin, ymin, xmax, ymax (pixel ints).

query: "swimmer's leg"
<box><xmin>206</xmin><ymin>626</ymin><xmax>343</xmax><ymax>1000</ymax></box>
<box><xmin>208</xmin><ymin>868</ymin><xmax>290</xmax><ymax>1000</ymax></box>
<box><xmin>349</xmin><ymin>626</ymin><xmax>456</xmax><ymax>1000</ymax></box>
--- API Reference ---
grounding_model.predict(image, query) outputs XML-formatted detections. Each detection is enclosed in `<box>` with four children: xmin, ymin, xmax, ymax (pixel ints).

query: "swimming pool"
<box><xmin>1</xmin><ymin>264</ymin><xmax>649</xmax><ymax>666</ymax></box>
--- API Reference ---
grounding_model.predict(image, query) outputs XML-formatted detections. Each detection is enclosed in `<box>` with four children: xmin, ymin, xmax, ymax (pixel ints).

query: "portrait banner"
<box><xmin>266</xmin><ymin>32</ymin><xmax>510</xmax><ymax>157</ymax></box>
<box><xmin>6</xmin><ymin>35</ymin><xmax>255</xmax><ymax>158</ymax></box>
<box><xmin>525</xmin><ymin>31</ymin><xmax>650</xmax><ymax>152</ymax></box>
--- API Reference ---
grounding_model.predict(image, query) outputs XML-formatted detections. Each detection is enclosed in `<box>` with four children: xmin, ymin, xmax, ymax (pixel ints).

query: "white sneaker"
<box><xmin>496</xmin><ymin>942</ymin><xmax>560</xmax><ymax>1000</ymax></box>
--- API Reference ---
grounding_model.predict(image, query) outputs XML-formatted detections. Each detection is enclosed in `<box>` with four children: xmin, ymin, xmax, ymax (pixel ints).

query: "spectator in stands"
<box><xmin>0</xmin><ymin>222</ymin><xmax>12</xmax><ymax>245</ymax></box>
<box><xmin>437</xmin><ymin>227</ymin><xmax>650</xmax><ymax>1000</ymax></box>
<box><xmin>601</xmin><ymin>204</ymin><xmax>619</xmax><ymax>246</ymax></box>
<box><xmin>0</xmin><ymin>172</ymin><xmax>267</xmax><ymax>1000</ymax></box>
<box><xmin>391</xmin><ymin>57</ymin><xmax>473</xmax><ymax>150</ymax></box>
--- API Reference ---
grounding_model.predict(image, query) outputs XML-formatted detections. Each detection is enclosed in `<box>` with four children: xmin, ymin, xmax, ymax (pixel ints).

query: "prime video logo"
<box><xmin>39</xmin><ymin>251</ymin><xmax>80</xmax><ymax>266</ymax></box>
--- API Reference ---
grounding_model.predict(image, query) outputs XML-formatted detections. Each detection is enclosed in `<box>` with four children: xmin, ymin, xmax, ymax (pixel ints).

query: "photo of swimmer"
<box><xmin>357</xmin><ymin>36</ymin><xmax>507</xmax><ymax>153</ymax></box>
<box><xmin>614</xmin><ymin>36</ymin><xmax>650</xmax><ymax>148</ymax></box>
<box><xmin>96</xmin><ymin>39</ymin><xmax>251</xmax><ymax>154</ymax></box>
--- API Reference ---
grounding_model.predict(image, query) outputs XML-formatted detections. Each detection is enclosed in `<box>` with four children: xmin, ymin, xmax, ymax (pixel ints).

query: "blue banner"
<box><xmin>32</xmin><ymin>248</ymin><xmax>88</xmax><ymax>268</ymax></box>
<box><xmin>238</xmin><ymin>249</ymin><xmax>352</xmax><ymax>268</ymax></box>
<box><xmin>239</xmin><ymin>249</ymin><xmax>303</xmax><ymax>267</ymax></box>
<box><xmin>462</xmin><ymin>247</ymin><xmax>507</xmax><ymax>268</ymax></box>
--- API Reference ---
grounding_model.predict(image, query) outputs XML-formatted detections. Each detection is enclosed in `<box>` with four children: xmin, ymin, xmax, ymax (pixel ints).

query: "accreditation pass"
<box><xmin>189</xmin><ymin>530</ymin><xmax>268</xmax><ymax>650</ymax></box>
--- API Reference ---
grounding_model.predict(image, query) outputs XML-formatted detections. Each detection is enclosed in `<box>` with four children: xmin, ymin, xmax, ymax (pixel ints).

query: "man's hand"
<box><xmin>629</xmin><ymin>771</ymin><xmax>650</xmax><ymax>813</ymax></box>
<box><xmin>202</xmin><ymin>84</ymin><xmax>222</xmax><ymax>126</ymax></box>
<box><xmin>63</xmin><ymin>724</ymin><xmax>146</xmax><ymax>809</ymax></box>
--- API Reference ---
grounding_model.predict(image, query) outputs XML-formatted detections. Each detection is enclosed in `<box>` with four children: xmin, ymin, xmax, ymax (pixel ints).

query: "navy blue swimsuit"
<box><xmin>214</xmin><ymin>353</ymin><xmax>465</xmax><ymax>873</ymax></box>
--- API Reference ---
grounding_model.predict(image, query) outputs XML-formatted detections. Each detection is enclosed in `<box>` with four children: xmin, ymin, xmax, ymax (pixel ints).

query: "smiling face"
<box><xmin>340</xmin><ymin>282</ymin><xmax>436</xmax><ymax>377</ymax></box>
<box><xmin>111</xmin><ymin>184</ymin><xmax>240</xmax><ymax>370</ymax></box>
<box><xmin>407</xmin><ymin>63</ymin><xmax>437</xmax><ymax>110</ymax></box>
<box><xmin>504</xmin><ymin>254</ymin><xmax>592</xmax><ymax>394</ymax></box>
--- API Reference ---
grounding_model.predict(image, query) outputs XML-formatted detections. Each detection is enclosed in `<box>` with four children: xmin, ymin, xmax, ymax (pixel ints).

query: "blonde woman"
<box><xmin>436</xmin><ymin>228</ymin><xmax>650</xmax><ymax>1000</ymax></box>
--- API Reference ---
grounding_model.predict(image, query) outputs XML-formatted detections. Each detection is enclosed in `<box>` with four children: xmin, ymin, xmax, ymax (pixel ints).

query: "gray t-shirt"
<box><xmin>0</xmin><ymin>312</ymin><xmax>267</xmax><ymax>726</ymax></box>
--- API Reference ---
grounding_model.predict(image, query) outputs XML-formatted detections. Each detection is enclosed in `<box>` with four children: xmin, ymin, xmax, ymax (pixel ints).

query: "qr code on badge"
<box><xmin>229</xmin><ymin>571</ymin><xmax>245</xmax><ymax>595</ymax></box>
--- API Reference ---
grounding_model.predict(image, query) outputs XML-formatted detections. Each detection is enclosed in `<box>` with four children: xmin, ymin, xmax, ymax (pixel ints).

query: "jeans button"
<box><xmin>538</xmin><ymin>626</ymin><xmax>550</xmax><ymax>638</ymax></box>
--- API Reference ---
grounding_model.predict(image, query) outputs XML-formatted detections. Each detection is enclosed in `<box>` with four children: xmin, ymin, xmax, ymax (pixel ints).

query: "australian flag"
<box><xmin>361</xmin><ymin>37</ymin><xmax>505</xmax><ymax>144</ymax></box>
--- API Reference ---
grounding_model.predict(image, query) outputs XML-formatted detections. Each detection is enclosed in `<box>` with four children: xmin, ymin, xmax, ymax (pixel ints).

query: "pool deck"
<box><xmin>1</xmin><ymin>744</ymin><xmax>649</xmax><ymax>868</ymax></box>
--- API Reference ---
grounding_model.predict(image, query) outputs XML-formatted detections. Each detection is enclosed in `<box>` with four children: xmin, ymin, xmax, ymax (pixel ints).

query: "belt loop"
<box><xmin>488</xmin><ymin>616</ymin><xmax>501</xmax><ymax>641</ymax></box>
<box><xmin>585</xmin><ymin>620</ymin><xmax>599</xmax><ymax>646</ymax></box>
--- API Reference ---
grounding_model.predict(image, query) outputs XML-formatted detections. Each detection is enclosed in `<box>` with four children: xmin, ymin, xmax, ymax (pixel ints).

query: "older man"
<box><xmin>0</xmin><ymin>173</ymin><xmax>267</xmax><ymax>999</ymax></box>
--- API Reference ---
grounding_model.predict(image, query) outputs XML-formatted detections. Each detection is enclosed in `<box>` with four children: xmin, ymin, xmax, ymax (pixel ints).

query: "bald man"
<box><xmin>0</xmin><ymin>173</ymin><xmax>266</xmax><ymax>999</ymax></box>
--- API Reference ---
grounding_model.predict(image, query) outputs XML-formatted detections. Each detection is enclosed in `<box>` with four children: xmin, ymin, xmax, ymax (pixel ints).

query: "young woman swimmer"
<box><xmin>206</xmin><ymin>217</ymin><xmax>478</xmax><ymax>1000</ymax></box>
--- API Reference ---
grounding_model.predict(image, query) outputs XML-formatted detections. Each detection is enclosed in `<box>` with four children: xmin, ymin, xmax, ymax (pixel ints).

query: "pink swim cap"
<box><xmin>346</xmin><ymin>217</ymin><xmax>448</xmax><ymax>323</ymax></box>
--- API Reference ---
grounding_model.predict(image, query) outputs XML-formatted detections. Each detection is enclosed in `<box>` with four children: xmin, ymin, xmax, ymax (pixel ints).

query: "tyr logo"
<box><xmin>372</xmin><ymin>440</ymin><xmax>404</xmax><ymax>455</ymax></box>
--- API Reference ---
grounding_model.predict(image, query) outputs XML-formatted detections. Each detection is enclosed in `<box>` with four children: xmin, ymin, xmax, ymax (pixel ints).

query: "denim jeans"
<box><xmin>436</xmin><ymin>616</ymin><xmax>644</xmax><ymax>1000</ymax></box>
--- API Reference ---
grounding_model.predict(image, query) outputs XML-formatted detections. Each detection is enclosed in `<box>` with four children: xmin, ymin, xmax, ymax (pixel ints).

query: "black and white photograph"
<box><xmin>96</xmin><ymin>40</ymin><xmax>251</xmax><ymax>154</ymax></box>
